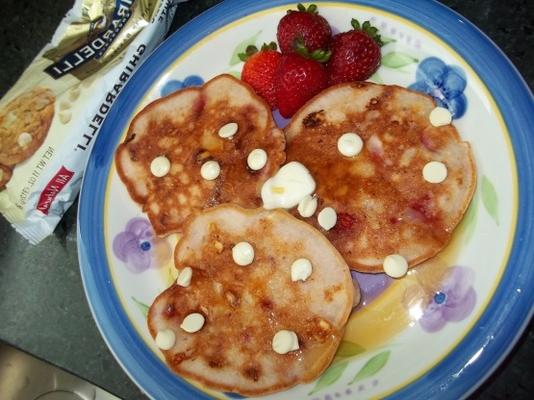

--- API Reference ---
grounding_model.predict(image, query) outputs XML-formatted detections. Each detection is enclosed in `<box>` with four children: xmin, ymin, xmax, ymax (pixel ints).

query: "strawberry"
<box><xmin>277</xmin><ymin>3</ymin><xmax>332</xmax><ymax>55</ymax></box>
<box><xmin>240</xmin><ymin>42</ymin><xmax>282</xmax><ymax>108</ymax></box>
<box><xmin>327</xmin><ymin>19</ymin><xmax>383</xmax><ymax>85</ymax></box>
<box><xmin>274</xmin><ymin>53</ymin><xmax>328</xmax><ymax>118</ymax></box>
<box><xmin>336</xmin><ymin>212</ymin><xmax>357</xmax><ymax>231</ymax></box>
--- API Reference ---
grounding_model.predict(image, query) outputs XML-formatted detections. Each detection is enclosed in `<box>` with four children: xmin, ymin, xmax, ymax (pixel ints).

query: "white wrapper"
<box><xmin>0</xmin><ymin>0</ymin><xmax>184</xmax><ymax>243</ymax></box>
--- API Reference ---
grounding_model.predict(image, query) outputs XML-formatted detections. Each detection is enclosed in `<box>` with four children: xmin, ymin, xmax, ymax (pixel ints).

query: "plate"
<box><xmin>77</xmin><ymin>1</ymin><xmax>534</xmax><ymax>399</ymax></box>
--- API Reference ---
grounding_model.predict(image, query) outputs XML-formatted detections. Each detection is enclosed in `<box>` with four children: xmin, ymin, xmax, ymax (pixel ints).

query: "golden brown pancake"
<box><xmin>285</xmin><ymin>82</ymin><xmax>476</xmax><ymax>272</ymax></box>
<box><xmin>148</xmin><ymin>205</ymin><xmax>356</xmax><ymax>395</ymax></box>
<box><xmin>116</xmin><ymin>74</ymin><xmax>286</xmax><ymax>235</ymax></box>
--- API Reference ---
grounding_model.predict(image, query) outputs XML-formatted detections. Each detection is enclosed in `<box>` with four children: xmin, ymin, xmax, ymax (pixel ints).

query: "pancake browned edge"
<box><xmin>148</xmin><ymin>205</ymin><xmax>357</xmax><ymax>396</ymax></box>
<box><xmin>285</xmin><ymin>82</ymin><xmax>476</xmax><ymax>273</ymax></box>
<box><xmin>115</xmin><ymin>74</ymin><xmax>286</xmax><ymax>236</ymax></box>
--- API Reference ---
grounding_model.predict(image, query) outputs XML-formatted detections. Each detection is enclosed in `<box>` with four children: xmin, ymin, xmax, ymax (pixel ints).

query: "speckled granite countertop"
<box><xmin>0</xmin><ymin>1</ymin><xmax>532</xmax><ymax>399</ymax></box>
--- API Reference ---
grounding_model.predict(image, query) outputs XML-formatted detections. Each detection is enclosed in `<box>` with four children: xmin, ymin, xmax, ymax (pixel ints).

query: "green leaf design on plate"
<box><xmin>481</xmin><ymin>175</ymin><xmax>499</xmax><ymax>225</ymax></box>
<box><xmin>381</xmin><ymin>36</ymin><xmax>396</xmax><ymax>45</ymax></box>
<box><xmin>227</xmin><ymin>70</ymin><xmax>242</xmax><ymax>79</ymax></box>
<box><xmin>335</xmin><ymin>340</ymin><xmax>366</xmax><ymax>359</ymax></box>
<box><xmin>368</xmin><ymin>71</ymin><xmax>383</xmax><ymax>84</ymax></box>
<box><xmin>381</xmin><ymin>52</ymin><xmax>418</xmax><ymax>68</ymax></box>
<box><xmin>132</xmin><ymin>297</ymin><xmax>149</xmax><ymax>318</ymax></box>
<box><xmin>349</xmin><ymin>350</ymin><xmax>391</xmax><ymax>384</ymax></box>
<box><xmin>460</xmin><ymin>192</ymin><xmax>479</xmax><ymax>243</ymax></box>
<box><xmin>229</xmin><ymin>31</ymin><xmax>262</xmax><ymax>65</ymax></box>
<box><xmin>308</xmin><ymin>360</ymin><xmax>349</xmax><ymax>395</ymax></box>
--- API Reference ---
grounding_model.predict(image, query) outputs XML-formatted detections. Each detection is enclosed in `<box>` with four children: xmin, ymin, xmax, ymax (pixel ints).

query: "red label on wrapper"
<box><xmin>36</xmin><ymin>166</ymin><xmax>74</xmax><ymax>215</ymax></box>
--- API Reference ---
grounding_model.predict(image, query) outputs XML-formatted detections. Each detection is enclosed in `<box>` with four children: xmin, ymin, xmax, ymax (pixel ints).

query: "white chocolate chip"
<box><xmin>17</xmin><ymin>132</ymin><xmax>33</xmax><ymax>148</ymax></box>
<box><xmin>5</xmin><ymin>112</ymin><xmax>17</xmax><ymax>127</ymax></box>
<box><xmin>155</xmin><ymin>329</ymin><xmax>176</xmax><ymax>350</ymax></box>
<box><xmin>422</xmin><ymin>161</ymin><xmax>448</xmax><ymax>183</ymax></box>
<box><xmin>59</xmin><ymin>111</ymin><xmax>72</xmax><ymax>125</ymax></box>
<box><xmin>200</xmin><ymin>160</ymin><xmax>220</xmax><ymax>180</ymax></box>
<box><xmin>317</xmin><ymin>207</ymin><xmax>337</xmax><ymax>231</ymax></box>
<box><xmin>383</xmin><ymin>254</ymin><xmax>408</xmax><ymax>278</ymax></box>
<box><xmin>180</xmin><ymin>313</ymin><xmax>205</xmax><ymax>333</ymax></box>
<box><xmin>247</xmin><ymin>148</ymin><xmax>268</xmax><ymax>170</ymax></box>
<box><xmin>232</xmin><ymin>241</ymin><xmax>254</xmax><ymax>266</ymax></box>
<box><xmin>272</xmin><ymin>330</ymin><xmax>299</xmax><ymax>354</ymax></box>
<box><xmin>291</xmin><ymin>258</ymin><xmax>313</xmax><ymax>282</ymax></box>
<box><xmin>337</xmin><ymin>132</ymin><xmax>363</xmax><ymax>157</ymax></box>
<box><xmin>297</xmin><ymin>194</ymin><xmax>318</xmax><ymax>218</ymax></box>
<box><xmin>176</xmin><ymin>267</ymin><xmax>193</xmax><ymax>287</ymax></box>
<box><xmin>150</xmin><ymin>156</ymin><xmax>171</xmax><ymax>177</ymax></box>
<box><xmin>69</xmin><ymin>86</ymin><xmax>81</xmax><ymax>101</ymax></box>
<box><xmin>218</xmin><ymin>122</ymin><xmax>238</xmax><ymax>139</ymax></box>
<box><xmin>429</xmin><ymin>107</ymin><xmax>452</xmax><ymax>127</ymax></box>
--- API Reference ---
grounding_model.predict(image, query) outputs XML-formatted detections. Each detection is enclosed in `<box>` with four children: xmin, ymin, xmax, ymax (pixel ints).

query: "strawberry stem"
<box><xmin>238</xmin><ymin>45</ymin><xmax>258</xmax><ymax>62</ymax></box>
<box><xmin>291</xmin><ymin>3</ymin><xmax>318</xmax><ymax>14</ymax></box>
<box><xmin>294</xmin><ymin>37</ymin><xmax>331</xmax><ymax>63</ymax></box>
<box><xmin>238</xmin><ymin>42</ymin><xmax>277</xmax><ymax>62</ymax></box>
<box><xmin>350</xmin><ymin>18</ymin><xmax>384</xmax><ymax>47</ymax></box>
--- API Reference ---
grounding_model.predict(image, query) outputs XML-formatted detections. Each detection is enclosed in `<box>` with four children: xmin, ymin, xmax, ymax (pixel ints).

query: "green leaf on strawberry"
<box><xmin>351</xmin><ymin>18</ymin><xmax>384</xmax><ymax>47</ymax></box>
<box><xmin>294</xmin><ymin>38</ymin><xmax>331</xmax><ymax>63</ymax></box>
<box><xmin>229</xmin><ymin>31</ymin><xmax>262</xmax><ymax>65</ymax></box>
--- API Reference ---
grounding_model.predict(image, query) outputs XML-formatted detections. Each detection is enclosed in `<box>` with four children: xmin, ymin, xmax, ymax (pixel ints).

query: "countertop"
<box><xmin>0</xmin><ymin>1</ymin><xmax>532</xmax><ymax>399</ymax></box>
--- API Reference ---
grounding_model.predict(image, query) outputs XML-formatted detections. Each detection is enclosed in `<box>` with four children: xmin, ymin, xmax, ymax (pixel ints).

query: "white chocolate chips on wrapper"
<box><xmin>0</xmin><ymin>0</ymin><xmax>182</xmax><ymax>244</ymax></box>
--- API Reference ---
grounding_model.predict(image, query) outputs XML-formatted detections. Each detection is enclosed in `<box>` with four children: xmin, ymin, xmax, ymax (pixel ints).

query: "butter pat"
<box><xmin>261</xmin><ymin>162</ymin><xmax>316</xmax><ymax>210</ymax></box>
<box><xmin>218</xmin><ymin>122</ymin><xmax>238</xmax><ymax>138</ymax></box>
<box><xmin>176</xmin><ymin>267</ymin><xmax>193</xmax><ymax>287</ymax></box>
<box><xmin>297</xmin><ymin>194</ymin><xmax>318</xmax><ymax>218</ymax></box>
<box><xmin>383</xmin><ymin>254</ymin><xmax>408</xmax><ymax>278</ymax></box>
<box><xmin>291</xmin><ymin>258</ymin><xmax>312</xmax><ymax>282</ymax></box>
<box><xmin>337</xmin><ymin>132</ymin><xmax>363</xmax><ymax>157</ymax></box>
<box><xmin>155</xmin><ymin>329</ymin><xmax>176</xmax><ymax>350</ymax></box>
<box><xmin>150</xmin><ymin>156</ymin><xmax>171</xmax><ymax>177</ymax></box>
<box><xmin>429</xmin><ymin>107</ymin><xmax>452</xmax><ymax>127</ymax></box>
<box><xmin>272</xmin><ymin>330</ymin><xmax>299</xmax><ymax>354</ymax></box>
<box><xmin>180</xmin><ymin>313</ymin><xmax>205</xmax><ymax>333</ymax></box>
<box><xmin>247</xmin><ymin>148</ymin><xmax>268</xmax><ymax>170</ymax></box>
<box><xmin>200</xmin><ymin>160</ymin><xmax>220</xmax><ymax>180</ymax></box>
<box><xmin>422</xmin><ymin>161</ymin><xmax>448</xmax><ymax>183</ymax></box>
<box><xmin>232</xmin><ymin>241</ymin><xmax>254</xmax><ymax>266</ymax></box>
<box><xmin>318</xmin><ymin>207</ymin><xmax>337</xmax><ymax>230</ymax></box>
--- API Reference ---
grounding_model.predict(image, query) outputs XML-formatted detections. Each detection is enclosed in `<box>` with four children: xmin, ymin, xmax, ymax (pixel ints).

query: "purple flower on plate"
<box><xmin>409</xmin><ymin>57</ymin><xmax>467</xmax><ymax>119</ymax></box>
<box><xmin>419</xmin><ymin>266</ymin><xmax>476</xmax><ymax>332</ymax></box>
<box><xmin>113</xmin><ymin>218</ymin><xmax>170</xmax><ymax>273</ymax></box>
<box><xmin>351</xmin><ymin>270</ymin><xmax>391</xmax><ymax>309</ymax></box>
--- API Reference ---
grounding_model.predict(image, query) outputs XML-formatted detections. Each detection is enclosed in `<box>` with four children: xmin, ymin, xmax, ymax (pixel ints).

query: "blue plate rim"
<box><xmin>77</xmin><ymin>1</ymin><xmax>534</xmax><ymax>399</ymax></box>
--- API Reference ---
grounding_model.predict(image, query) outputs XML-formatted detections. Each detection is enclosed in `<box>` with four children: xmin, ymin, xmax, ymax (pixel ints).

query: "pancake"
<box><xmin>116</xmin><ymin>74</ymin><xmax>286</xmax><ymax>235</ymax></box>
<box><xmin>285</xmin><ymin>82</ymin><xmax>476</xmax><ymax>272</ymax></box>
<box><xmin>148</xmin><ymin>205</ymin><xmax>356</xmax><ymax>395</ymax></box>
